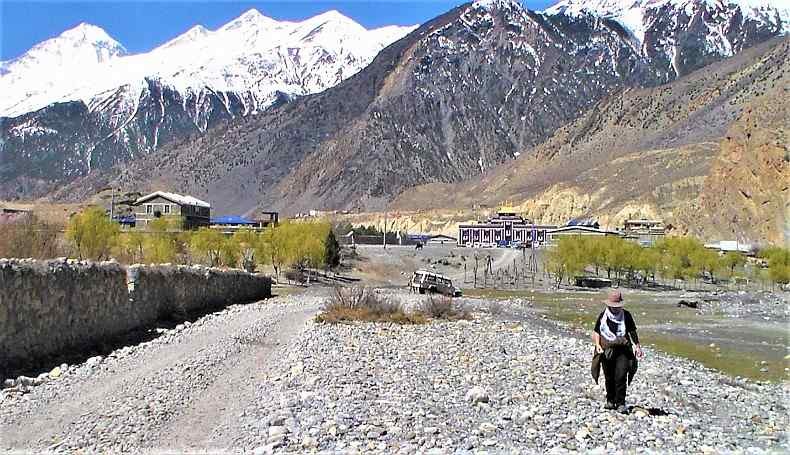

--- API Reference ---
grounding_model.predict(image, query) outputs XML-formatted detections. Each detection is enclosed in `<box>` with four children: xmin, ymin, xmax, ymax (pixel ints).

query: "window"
<box><xmin>146</xmin><ymin>205</ymin><xmax>152</xmax><ymax>214</ymax></box>
<box><xmin>164</xmin><ymin>204</ymin><xmax>171</xmax><ymax>214</ymax></box>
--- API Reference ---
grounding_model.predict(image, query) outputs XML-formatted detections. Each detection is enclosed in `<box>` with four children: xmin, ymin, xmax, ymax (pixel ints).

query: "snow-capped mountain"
<box><xmin>545</xmin><ymin>0</ymin><xmax>788</xmax><ymax>74</ymax></box>
<box><xmin>0</xmin><ymin>9</ymin><xmax>415</xmax><ymax>199</ymax></box>
<box><xmin>1</xmin><ymin>0</ymin><xmax>786</xmax><ymax>204</ymax></box>
<box><xmin>0</xmin><ymin>9</ymin><xmax>416</xmax><ymax>118</ymax></box>
<box><xmin>0</xmin><ymin>24</ymin><xmax>127</xmax><ymax>115</ymax></box>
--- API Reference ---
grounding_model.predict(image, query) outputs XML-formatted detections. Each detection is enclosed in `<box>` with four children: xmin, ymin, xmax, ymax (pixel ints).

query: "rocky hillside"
<box><xmin>0</xmin><ymin>11</ymin><xmax>413</xmax><ymax>199</ymax></box>
<box><xmin>392</xmin><ymin>36</ymin><xmax>789</xmax><ymax>244</ymax></box>
<box><xmin>49</xmin><ymin>0</ymin><xmax>787</xmax><ymax>220</ymax></box>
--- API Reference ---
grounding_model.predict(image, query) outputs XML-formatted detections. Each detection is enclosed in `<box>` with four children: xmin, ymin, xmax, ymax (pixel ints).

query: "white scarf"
<box><xmin>599</xmin><ymin>308</ymin><xmax>626</xmax><ymax>342</ymax></box>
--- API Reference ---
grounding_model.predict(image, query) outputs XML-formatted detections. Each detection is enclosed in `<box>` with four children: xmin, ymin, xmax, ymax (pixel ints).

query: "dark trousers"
<box><xmin>602</xmin><ymin>347</ymin><xmax>631</xmax><ymax>405</ymax></box>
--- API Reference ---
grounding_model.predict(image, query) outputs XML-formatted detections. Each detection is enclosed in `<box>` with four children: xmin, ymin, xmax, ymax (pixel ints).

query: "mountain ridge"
<box><xmin>391</xmin><ymin>36</ymin><xmax>789</xmax><ymax>243</ymax></box>
<box><xmin>0</xmin><ymin>9</ymin><xmax>417</xmax><ymax>118</ymax></box>
<box><xmin>3</xmin><ymin>0</ymin><xmax>788</xmax><ymax>244</ymax></box>
<box><xmin>0</xmin><ymin>9</ymin><xmax>416</xmax><ymax>199</ymax></box>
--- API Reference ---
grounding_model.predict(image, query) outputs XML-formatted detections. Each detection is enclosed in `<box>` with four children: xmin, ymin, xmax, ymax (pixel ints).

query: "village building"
<box><xmin>133</xmin><ymin>191</ymin><xmax>210</xmax><ymax>230</ymax></box>
<box><xmin>408</xmin><ymin>233</ymin><xmax>457</xmax><ymax>245</ymax></box>
<box><xmin>426</xmin><ymin>234</ymin><xmax>457</xmax><ymax>245</ymax></box>
<box><xmin>0</xmin><ymin>207</ymin><xmax>31</xmax><ymax>224</ymax></box>
<box><xmin>209</xmin><ymin>212</ymin><xmax>279</xmax><ymax>233</ymax></box>
<box><xmin>621</xmin><ymin>219</ymin><xmax>667</xmax><ymax>246</ymax></box>
<box><xmin>704</xmin><ymin>240</ymin><xmax>755</xmax><ymax>255</ymax></box>
<box><xmin>458</xmin><ymin>207</ymin><xmax>556</xmax><ymax>247</ymax></box>
<box><xmin>545</xmin><ymin>225</ymin><xmax>621</xmax><ymax>245</ymax></box>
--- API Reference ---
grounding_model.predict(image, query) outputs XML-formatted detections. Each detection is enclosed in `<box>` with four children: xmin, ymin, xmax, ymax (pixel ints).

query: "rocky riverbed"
<box><xmin>234</xmin><ymin>296</ymin><xmax>788</xmax><ymax>454</ymax></box>
<box><xmin>1</xmin><ymin>289</ymin><xmax>787</xmax><ymax>453</ymax></box>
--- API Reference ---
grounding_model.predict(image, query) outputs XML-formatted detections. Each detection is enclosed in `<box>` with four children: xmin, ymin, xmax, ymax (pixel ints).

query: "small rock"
<box><xmin>49</xmin><ymin>367</ymin><xmax>62</xmax><ymax>379</ymax></box>
<box><xmin>423</xmin><ymin>426</ymin><xmax>440</xmax><ymax>435</ymax></box>
<box><xmin>268</xmin><ymin>425</ymin><xmax>288</xmax><ymax>438</ymax></box>
<box><xmin>479</xmin><ymin>422</ymin><xmax>497</xmax><ymax>435</ymax></box>
<box><xmin>268</xmin><ymin>415</ymin><xmax>287</xmax><ymax>427</ymax></box>
<box><xmin>465</xmin><ymin>386</ymin><xmax>489</xmax><ymax>404</ymax></box>
<box><xmin>575</xmin><ymin>428</ymin><xmax>590</xmax><ymax>441</ymax></box>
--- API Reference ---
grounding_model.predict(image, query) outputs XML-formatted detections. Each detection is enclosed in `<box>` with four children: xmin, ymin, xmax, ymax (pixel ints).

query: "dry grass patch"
<box><xmin>419</xmin><ymin>294</ymin><xmax>472</xmax><ymax>321</ymax></box>
<box><xmin>316</xmin><ymin>287</ymin><xmax>426</xmax><ymax>324</ymax></box>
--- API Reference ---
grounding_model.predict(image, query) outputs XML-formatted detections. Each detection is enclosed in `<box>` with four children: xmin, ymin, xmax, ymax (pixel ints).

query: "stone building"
<box><xmin>133</xmin><ymin>191</ymin><xmax>210</xmax><ymax>230</ymax></box>
<box><xmin>458</xmin><ymin>207</ymin><xmax>556</xmax><ymax>247</ymax></box>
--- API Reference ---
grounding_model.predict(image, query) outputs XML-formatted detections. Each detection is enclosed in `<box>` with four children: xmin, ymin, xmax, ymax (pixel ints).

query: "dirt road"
<box><xmin>0</xmin><ymin>291</ymin><xmax>323</xmax><ymax>453</ymax></box>
<box><xmin>351</xmin><ymin>244</ymin><xmax>525</xmax><ymax>286</ymax></box>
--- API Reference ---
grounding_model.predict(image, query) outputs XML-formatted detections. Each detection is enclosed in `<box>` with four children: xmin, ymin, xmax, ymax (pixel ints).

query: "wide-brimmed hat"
<box><xmin>604</xmin><ymin>290</ymin><xmax>624</xmax><ymax>307</ymax></box>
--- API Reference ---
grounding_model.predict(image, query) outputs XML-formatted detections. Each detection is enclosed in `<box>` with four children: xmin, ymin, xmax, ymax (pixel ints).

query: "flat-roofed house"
<box><xmin>622</xmin><ymin>219</ymin><xmax>666</xmax><ymax>246</ymax></box>
<box><xmin>133</xmin><ymin>191</ymin><xmax>210</xmax><ymax>230</ymax></box>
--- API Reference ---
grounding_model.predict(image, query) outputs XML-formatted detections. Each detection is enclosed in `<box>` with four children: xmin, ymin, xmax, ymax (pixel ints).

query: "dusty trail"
<box><xmin>0</xmin><ymin>292</ymin><xmax>322</xmax><ymax>453</ymax></box>
<box><xmin>156</xmin><ymin>307</ymin><xmax>316</xmax><ymax>451</ymax></box>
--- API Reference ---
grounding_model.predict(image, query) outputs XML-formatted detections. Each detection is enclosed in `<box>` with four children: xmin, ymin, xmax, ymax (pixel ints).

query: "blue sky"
<box><xmin>1</xmin><ymin>0</ymin><xmax>555</xmax><ymax>61</ymax></box>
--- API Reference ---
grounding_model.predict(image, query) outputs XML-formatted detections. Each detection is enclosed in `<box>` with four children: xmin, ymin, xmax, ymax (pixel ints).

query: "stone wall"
<box><xmin>0</xmin><ymin>259</ymin><xmax>271</xmax><ymax>377</ymax></box>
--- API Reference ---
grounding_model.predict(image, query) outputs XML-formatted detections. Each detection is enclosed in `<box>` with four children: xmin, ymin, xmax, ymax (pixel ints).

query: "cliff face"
<box><xmin>686</xmin><ymin>98</ymin><xmax>788</xmax><ymax>244</ymax></box>
<box><xmin>391</xmin><ymin>37</ymin><xmax>789</xmax><ymax>244</ymax></box>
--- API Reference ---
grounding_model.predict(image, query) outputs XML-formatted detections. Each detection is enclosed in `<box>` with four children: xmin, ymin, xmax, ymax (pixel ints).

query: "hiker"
<box><xmin>591</xmin><ymin>290</ymin><xmax>644</xmax><ymax>413</ymax></box>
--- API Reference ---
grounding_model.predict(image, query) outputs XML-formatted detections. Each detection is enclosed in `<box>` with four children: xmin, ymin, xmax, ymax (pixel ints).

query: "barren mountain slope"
<box><xmin>58</xmin><ymin>1</ymin><xmax>666</xmax><ymax>214</ymax></box>
<box><xmin>392</xmin><ymin>37</ymin><xmax>789</xmax><ymax>244</ymax></box>
<box><xmin>42</xmin><ymin>1</ymin><xmax>788</xmax><ymax>234</ymax></box>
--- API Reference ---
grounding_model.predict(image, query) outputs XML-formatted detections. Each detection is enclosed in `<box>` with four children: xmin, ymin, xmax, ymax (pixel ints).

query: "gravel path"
<box><xmin>0</xmin><ymin>291</ymin><xmax>323</xmax><ymax>453</ymax></box>
<box><xmin>1</xmin><ymin>288</ymin><xmax>787</xmax><ymax>453</ymax></box>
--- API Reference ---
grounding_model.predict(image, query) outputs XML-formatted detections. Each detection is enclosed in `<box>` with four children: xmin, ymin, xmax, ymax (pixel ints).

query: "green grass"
<box><xmin>464</xmin><ymin>288</ymin><xmax>789</xmax><ymax>382</ymax></box>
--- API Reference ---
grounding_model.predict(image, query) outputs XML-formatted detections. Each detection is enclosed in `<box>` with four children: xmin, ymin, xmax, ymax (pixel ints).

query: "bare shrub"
<box><xmin>420</xmin><ymin>294</ymin><xmax>472</xmax><ymax>321</ymax></box>
<box><xmin>316</xmin><ymin>287</ymin><xmax>425</xmax><ymax>324</ymax></box>
<box><xmin>0</xmin><ymin>213</ymin><xmax>62</xmax><ymax>259</ymax></box>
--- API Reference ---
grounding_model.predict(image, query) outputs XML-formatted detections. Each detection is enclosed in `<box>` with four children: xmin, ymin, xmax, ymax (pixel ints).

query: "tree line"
<box><xmin>47</xmin><ymin>207</ymin><xmax>340</xmax><ymax>279</ymax></box>
<box><xmin>545</xmin><ymin>235</ymin><xmax>789</xmax><ymax>288</ymax></box>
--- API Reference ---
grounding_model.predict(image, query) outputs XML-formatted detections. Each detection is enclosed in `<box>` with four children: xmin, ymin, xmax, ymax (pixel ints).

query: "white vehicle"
<box><xmin>409</xmin><ymin>270</ymin><xmax>462</xmax><ymax>297</ymax></box>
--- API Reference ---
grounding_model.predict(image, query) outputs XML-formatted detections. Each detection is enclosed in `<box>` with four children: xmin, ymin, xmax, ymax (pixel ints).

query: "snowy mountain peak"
<box><xmin>5</xmin><ymin>22</ymin><xmax>127</xmax><ymax>66</ymax></box>
<box><xmin>0</xmin><ymin>10</ymin><xmax>415</xmax><ymax>119</ymax></box>
<box><xmin>311</xmin><ymin>9</ymin><xmax>356</xmax><ymax>23</ymax></box>
<box><xmin>472</xmin><ymin>0</ymin><xmax>525</xmax><ymax>12</ymax></box>
<box><xmin>160</xmin><ymin>24</ymin><xmax>211</xmax><ymax>49</ymax></box>
<box><xmin>219</xmin><ymin>8</ymin><xmax>279</xmax><ymax>32</ymax></box>
<box><xmin>59</xmin><ymin>22</ymin><xmax>118</xmax><ymax>44</ymax></box>
<box><xmin>545</xmin><ymin>0</ymin><xmax>790</xmax><ymax>42</ymax></box>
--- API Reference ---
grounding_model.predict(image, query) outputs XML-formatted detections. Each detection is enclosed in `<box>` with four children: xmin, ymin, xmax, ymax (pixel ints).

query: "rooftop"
<box><xmin>135</xmin><ymin>191</ymin><xmax>210</xmax><ymax>208</ymax></box>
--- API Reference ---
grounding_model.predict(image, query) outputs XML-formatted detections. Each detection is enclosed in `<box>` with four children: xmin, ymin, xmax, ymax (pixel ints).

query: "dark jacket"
<box><xmin>591</xmin><ymin>309</ymin><xmax>640</xmax><ymax>384</ymax></box>
<box><xmin>590</xmin><ymin>347</ymin><xmax>638</xmax><ymax>385</ymax></box>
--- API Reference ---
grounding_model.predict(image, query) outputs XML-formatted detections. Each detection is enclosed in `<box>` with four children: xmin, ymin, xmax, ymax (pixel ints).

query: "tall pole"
<box><xmin>109</xmin><ymin>187</ymin><xmax>115</xmax><ymax>221</ymax></box>
<box><xmin>383</xmin><ymin>210</ymin><xmax>387</xmax><ymax>250</ymax></box>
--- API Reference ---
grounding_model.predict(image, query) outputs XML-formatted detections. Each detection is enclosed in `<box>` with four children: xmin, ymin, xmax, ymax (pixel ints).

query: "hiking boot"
<box><xmin>604</xmin><ymin>401</ymin><xmax>616</xmax><ymax>410</ymax></box>
<box><xmin>617</xmin><ymin>404</ymin><xmax>629</xmax><ymax>414</ymax></box>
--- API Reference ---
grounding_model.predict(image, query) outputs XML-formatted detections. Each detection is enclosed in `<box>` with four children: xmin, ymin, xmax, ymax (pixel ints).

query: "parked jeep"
<box><xmin>409</xmin><ymin>270</ymin><xmax>462</xmax><ymax>297</ymax></box>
